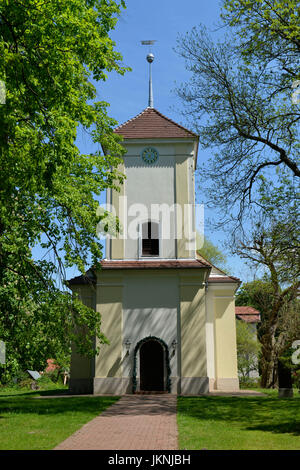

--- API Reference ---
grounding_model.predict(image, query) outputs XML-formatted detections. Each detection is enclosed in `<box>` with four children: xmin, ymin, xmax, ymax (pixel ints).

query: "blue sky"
<box><xmin>91</xmin><ymin>0</ymin><xmax>224</xmax><ymax>124</ymax></box>
<box><xmin>35</xmin><ymin>0</ymin><xmax>259</xmax><ymax>284</ymax></box>
<box><xmin>92</xmin><ymin>0</ymin><xmax>254</xmax><ymax>280</ymax></box>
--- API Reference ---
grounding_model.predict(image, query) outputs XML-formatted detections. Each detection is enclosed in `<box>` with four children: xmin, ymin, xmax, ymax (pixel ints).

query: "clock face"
<box><xmin>141</xmin><ymin>147</ymin><xmax>159</xmax><ymax>165</ymax></box>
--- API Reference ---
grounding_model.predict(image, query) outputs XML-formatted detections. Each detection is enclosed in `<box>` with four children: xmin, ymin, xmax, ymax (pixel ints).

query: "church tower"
<box><xmin>108</xmin><ymin>106</ymin><xmax>198</xmax><ymax>262</ymax></box>
<box><xmin>68</xmin><ymin>50</ymin><xmax>240</xmax><ymax>395</ymax></box>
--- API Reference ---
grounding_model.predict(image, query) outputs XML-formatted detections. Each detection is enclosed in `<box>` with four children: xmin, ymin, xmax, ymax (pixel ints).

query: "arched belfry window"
<box><xmin>141</xmin><ymin>221</ymin><xmax>159</xmax><ymax>256</ymax></box>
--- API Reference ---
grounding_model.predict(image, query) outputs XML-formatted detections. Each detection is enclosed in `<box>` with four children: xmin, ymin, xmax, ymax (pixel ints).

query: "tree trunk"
<box><xmin>261</xmin><ymin>354</ymin><xmax>278</xmax><ymax>388</ymax></box>
<box><xmin>260</xmin><ymin>324</ymin><xmax>279</xmax><ymax>388</ymax></box>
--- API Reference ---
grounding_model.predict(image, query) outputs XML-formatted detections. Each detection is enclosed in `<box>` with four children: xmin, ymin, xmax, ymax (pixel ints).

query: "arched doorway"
<box><xmin>140</xmin><ymin>339</ymin><xmax>164</xmax><ymax>391</ymax></box>
<box><xmin>132</xmin><ymin>336</ymin><xmax>171</xmax><ymax>393</ymax></box>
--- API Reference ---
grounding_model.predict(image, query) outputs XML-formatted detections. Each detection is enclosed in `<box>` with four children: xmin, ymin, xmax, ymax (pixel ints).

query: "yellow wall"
<box><xmin>180</xmin><ymin>274</ymin><xmax>207</xmax><ymax>377</ymax></box>
<box><xmin>110</xmin><ymin>161</ymin><xmax>125</xmax><ymax>259</ymax></box>
<box><xmin>109</xmin><ymin>141</ymin><xmax>197</xmax><ymax>260</ymax></box>
<box><xmin>175</xmin><ymin>152</ymin><xmax>190</xmax><ymax>259</ymax></box>
<box><xmin>95</xmin><ymin>278</ymin><xmax>123</xmax><ymax>377</ymax></box>
<box><xmin>70</xmin><ymin>271</ymin><xmax>239</xmax><ymax>391</ymax></box>
<box><xmin>213</xmin><ymin>289</ymin><xmax>238</xmax><ymax>379</ymax></box>
<box><xmin>69</xmin><ymin>285</ymin><xmax>95</xmax><ymax>379</ymax></box>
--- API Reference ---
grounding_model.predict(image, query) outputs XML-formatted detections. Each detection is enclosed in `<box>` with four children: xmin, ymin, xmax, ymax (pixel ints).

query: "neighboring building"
<box><xmin>236</xmin><ymin>306</ymin><xmax>261</xmax><ymax>332</ymax></box>
<box><xmin>68</xmin><ymin>105</ymin><xmax>241</xmax><ymax>395</ymax></box>
<box><xmin>236</xmin><ymin>306</ymin><xmax>261</xmax><ymax>378</ymax></box>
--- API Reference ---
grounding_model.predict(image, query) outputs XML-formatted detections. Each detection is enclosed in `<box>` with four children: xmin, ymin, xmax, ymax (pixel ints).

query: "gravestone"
<box><xmin>278</xmin><ymin>360</ymin><xmax>293</xmax><ymax>398</ymax></box>
<box><xmin>27</xmin><ymin>370</ymin><xmax>41</xmax><ymax>380</ymax></box>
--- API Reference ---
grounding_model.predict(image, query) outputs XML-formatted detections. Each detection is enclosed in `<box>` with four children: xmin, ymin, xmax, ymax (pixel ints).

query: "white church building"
<box><xmin>68</xmin><ymin>51</ymin><xmax>240</xmax><ymax>395</ymax></box>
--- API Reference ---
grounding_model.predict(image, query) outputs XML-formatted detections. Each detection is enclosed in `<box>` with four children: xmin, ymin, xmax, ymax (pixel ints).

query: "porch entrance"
<box><xmin>140</xmin><ymin>339</ymin><xmax>164</xmax><ymax>391</ymax></box>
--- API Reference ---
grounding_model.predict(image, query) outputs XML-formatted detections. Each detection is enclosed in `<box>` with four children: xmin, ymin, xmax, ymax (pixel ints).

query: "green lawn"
<box><xmin>177</xmin><ymin>390</ymin><xmax>300</xmax><ymax>450</ymax></box>
<box><xmin>2</xmin><ymin>386</ymin><xmax>300</xmax><ymax>450</ymax></box>
<box><xmin>0</xmin><ymin>387</ymin><xmax>119</xmax><ymax>450</ymax></box>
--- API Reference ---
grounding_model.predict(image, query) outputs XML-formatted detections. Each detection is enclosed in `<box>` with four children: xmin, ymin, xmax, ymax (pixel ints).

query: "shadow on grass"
<box><xmin>178</xmin><ymin>396</ymin><xmax>300</xmax><ymax>437</ymax></box>
<box><xmin>247</xmin><ymin>422</ymin><xmax>300</xmax><ymax>435</ymax></box>
<box><xmin>0</xmin><ymin>394</ymin><xmax>119</xmax><ymax>417</ymax></box>
<box><xmin>0</xmin><ymin>388</ymin><xmax>69</xmax><ymax>398</ymax></box>
<box><xmin>39</xmin><ymin>388</ymin><xmax>70</xmax><ymax>396</ymax></box>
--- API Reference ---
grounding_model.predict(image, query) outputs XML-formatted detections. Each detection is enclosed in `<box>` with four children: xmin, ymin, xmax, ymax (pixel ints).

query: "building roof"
<box><xmin>100</xmin><ymin>259</ymin><xmax>240</xmax><ymax>283</ymax></box>
<box><xmin>114</xmin><ymin>107</ymin><xmax>198</xmax><ymax>139</ymax></box>
<box><xmin>67</xmin><ymin>260</ymin><xmax>210</xmax><ymax>286</ymax></box>
<box><xmin>67</xmin><ymin>270</ymin><xmax>96</xmax><ymax>286</ymax></box>
<box><xmin>208</xmin><ymin>275</ymin><xmax>241</xmax><ymax>284</ymax></box>
<box><xmin>67</xmin><ymin>258</ymin><xmax>242</xmax><ymax>285</ymax></box>
<box><xmin>99</xmin><ymin>259</ymin><xmax>209</xmax><ymax>269</ymax></box>
<box><xmin>196</xmin><ymin>252</ymin><xmax>241</xmax><ymax>284</ymax></box>
<box><xmin>235</xmin><ymin>306</ymin><xmax>261</xmax><ymax>323</ymax></box>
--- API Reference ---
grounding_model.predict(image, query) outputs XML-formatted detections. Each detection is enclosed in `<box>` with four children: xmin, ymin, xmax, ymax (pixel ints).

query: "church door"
<box><xmin>140</xmin><ymin>340</ymin><xmax>164</xmax><ymax>391</ymax></box>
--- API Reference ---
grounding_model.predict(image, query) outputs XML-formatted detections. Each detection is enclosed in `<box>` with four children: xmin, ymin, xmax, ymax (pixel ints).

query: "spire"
<box><xmin>147</xmin><ymin>52</ymin><xmax>154</xmax><ymax>108</ymax></box>
<box><xmin>141</xmin><ymin>40</ymin><xmax>156</xmax><ymax>108</ymax></box>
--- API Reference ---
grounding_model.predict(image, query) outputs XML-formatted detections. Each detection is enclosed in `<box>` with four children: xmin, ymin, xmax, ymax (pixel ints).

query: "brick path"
<box><xmin>54</xmin><ymin>394</ymin><xmax>178</xmax><ymax>450</ymax></box>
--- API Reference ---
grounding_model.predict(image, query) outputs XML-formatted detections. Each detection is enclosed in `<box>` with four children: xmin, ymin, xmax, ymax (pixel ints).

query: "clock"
<box><xmin>141</xmin><ymin>147</ymin><xmax>159</xmax><ymax>165</ymax></box>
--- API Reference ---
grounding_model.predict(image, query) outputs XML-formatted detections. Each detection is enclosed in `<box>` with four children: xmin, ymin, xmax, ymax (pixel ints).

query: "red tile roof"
<box><xmin>100</xmin><ymin>259</ymin><xmax>208</xmax><ymax>269</ymax></box>
<box><xmin>114</xmin><ymin>107</ymin><xmax>198</xmax><ymax>139</ymax></box>
<box><xmin>67</xmin><ymin>260</ymin><xmax>243</xmax><ymax>286</ymax></box>
<box><xmin>235</xmin><ymin>306</ymin><xmax>261</xmax><ymax>323</ymax></box>
<box><xmin>67</xmin><ymin>260</ymin><xmax>210</xmax><ymax>285</ymax></box>
<box><xmin>208</xmin><ymin>275</ymin><xmax>241</xmax><ymax>283</ymax></box>
<box><xmin>236</xmin><ymin>306</ymin><xmax>260</xmax><ymax>315</ymax></box>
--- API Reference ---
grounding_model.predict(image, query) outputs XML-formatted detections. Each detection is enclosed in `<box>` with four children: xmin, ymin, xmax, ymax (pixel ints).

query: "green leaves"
<box><xmin>222</xmin><ymin>0</ymin><xmax>300</xmax><ymax>80</ymax></box>
<box><xmin>0</xmin><ymin>0</ymin><xmax>128</xmax><ymax>379</ymax></box>
<box><xmin>236</xmin><ymin>319</ymin><xmax>261</xmax><ymax>380</ymax></box>
<box><xmin>175</xmin><ymin>4</ymin><xmax>299</xmax><ymax>230</ymax></box>
<box><xmin>196</xmin><ymin>235</ymin><xmax>228</xmax><ymax>271</ymax></box>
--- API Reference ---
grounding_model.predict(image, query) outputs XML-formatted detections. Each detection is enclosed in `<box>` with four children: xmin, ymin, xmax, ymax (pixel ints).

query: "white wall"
<box><xmin>124</xmin><ymin>143</ymin><xmax>176</xmax><ymax>259</ymax></box>
<box><xmin>122</xmin><ymin>273</ymin><xmax>179</xmax><ymax>378</ymax></box>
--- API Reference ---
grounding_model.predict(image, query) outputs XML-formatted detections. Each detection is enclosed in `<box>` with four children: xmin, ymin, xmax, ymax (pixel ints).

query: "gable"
<box><xmin>114</xmin><ymin>107</ymin><xmax>198</xmax><ymax>139</ymax></box>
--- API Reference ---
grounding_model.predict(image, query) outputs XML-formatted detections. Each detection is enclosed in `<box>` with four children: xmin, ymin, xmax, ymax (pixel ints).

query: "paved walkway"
<box><xmin>54</xmin><ymin>394</ymin><xmax>178</xmax><ymax>450</ymax></box>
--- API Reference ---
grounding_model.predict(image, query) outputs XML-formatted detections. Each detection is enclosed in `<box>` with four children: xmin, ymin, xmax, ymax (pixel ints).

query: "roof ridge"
<box><xmin>226</xmin><ymin>274</ymin><xmax>241</xmax><ymax>282</ymax></box>
<box><xmin>150</xmin><ymin>108</ymin><xmax>198</xmax><ymax>137</ymax></box>
<box><xmin>114</xmin><ymin>107</ymin><xmax>198</xmax><ymax>138</ymax></box>
<box><xmin>114</xmin><ymin>108</ymin><xmax>149</xmax><ymax>131</ymax></box>
<box><xmin>196</xmin><ymin>250</ymin><xmax>231</xmax><ymax>275</ymax></box>
<box><xmin>236</xmin><ymin>306</ymin><xmax>260</xmax><ymax>313</ymax></box>
<box><xmin>196</xmin><ymin>252</ymin><xmax>212</xmax><ymax>267</ymax></box>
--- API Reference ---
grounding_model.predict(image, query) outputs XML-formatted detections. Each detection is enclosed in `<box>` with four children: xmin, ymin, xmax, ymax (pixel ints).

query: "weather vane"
<box><xmin>141</xmin><ymin>40</ymin><xmax>157</xmax><ymax>108</ymax></box>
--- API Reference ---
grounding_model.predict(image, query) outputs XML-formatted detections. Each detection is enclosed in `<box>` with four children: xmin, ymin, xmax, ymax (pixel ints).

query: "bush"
<box><xmin>37</xmin><ymin>373</ymin><xmax>59</xmax><ymax>388</ymax></box>
<box><xmin>18</xmin><ymin>378</ymin><xmax>40</xmax><ymax>390</ymax></box>
<box><xmin>14</xmin><ymin>370</ymin><xmax>29</xmax><ymax>384</ymax></box>
<box><xmin>0</xmin><ymin>368</ymin><xmax>66</xmax><ymax>391</ymax></box>
<box><xmin>41</xmin><ymin>369</ymin><xmax>62</xmax><ymax>384</ymax></box>
<box><xmin>292</xmin><ymin>370</ymin><xmax>300</xmax><ymax>390</ymax></box>
<box><xmin>236</xmin><ymin>320</ymin><xmax>261</xmax><ymax>380</ymax></box>
<box><xmin>239</xmin><ymin>377</ymin><xmax>261</xmax><ymax>389</ymax></box>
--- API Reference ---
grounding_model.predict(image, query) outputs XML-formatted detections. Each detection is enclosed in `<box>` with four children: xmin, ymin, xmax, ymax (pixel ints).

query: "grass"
<box><xmin>177</xmin><ymin>389</ymin><xmax>300</xmax><ymax>450</ymax></box>
<box><xmin>2</xmin><ymin>385</ymin><xmax>300</xmax><ymax>450</ymax></box>
<box><xmin>0</xmin><ymin>386</ymin><xmax>119</xmax><ymax>450</ymax></box>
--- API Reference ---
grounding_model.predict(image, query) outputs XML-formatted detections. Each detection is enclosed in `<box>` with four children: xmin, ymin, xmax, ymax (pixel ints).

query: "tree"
<box><xmin>234</xmin><ymin>217</ymin><xmax>300</xmax><ymax>387</ymax></box>
<box><xmin>222</xmin><ymin>0</ymin><xmax>300</xmax><ymax>85</ymax></box>
<box><xmin>175</xmin><ymin>2</ymin><xmax>299</xmax><ymax>227</ymax></box>
<box><xmin>0</xmin><ymin>1</ymin><xmax>128</xmax><ymax>378</ymax></box>
<box><xmin>196</xmin><ymin>233</ymin><xmax>228</xmax><ymax>270</ymax></box>
<box><xmin>236</xmin><ymin>319</ymin><xmax>260</xmax><ymax>385</ymax></box>
<box><xmin>236</xmin><ymin>279</ymin><xmax>274</xmax><ymax>312</ymax></box>
<box><xmin>175</xmin><ymin>2</ymin><xmax>300</xmax><ymax>386</ymax></box>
